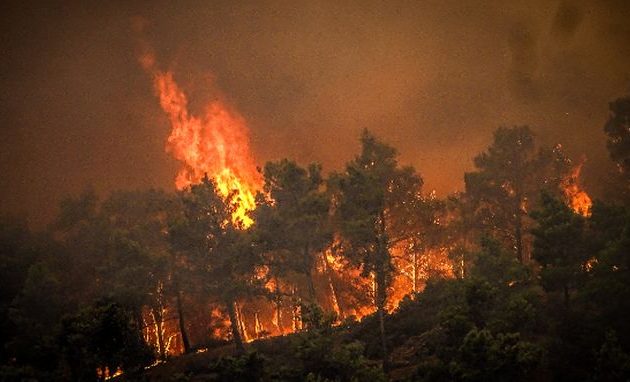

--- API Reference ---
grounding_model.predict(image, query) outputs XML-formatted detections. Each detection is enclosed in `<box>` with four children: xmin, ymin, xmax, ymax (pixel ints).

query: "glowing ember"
<box><xmin>561</xmin><ymin>160</ymin><xmax>592</xmax><ymax>217</ymax></box>
<box><xmin>97</xmin><ymin>366</ymin><xmax>123</xmax><ymax>380</ymax></box>
<box><xmin>139</xmin><ymin>51</ymin><xmax>261</xmax><ymax>227</ymax></box>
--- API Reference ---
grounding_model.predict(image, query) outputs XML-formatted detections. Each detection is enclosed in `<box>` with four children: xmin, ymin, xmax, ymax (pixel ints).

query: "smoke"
<box><xmin>551</xmin><ymin>1</ymin><xmax>584</xmax><ymax>39</ymax></box>
<box><xmin>508</xmin><ymin>21</ymin><xmax>540</xmax><ymax>101</ymax></box>
<box><xmin>0</xmin><ymin>0</ymin><xmax>629</xmax><ymax>227</ymax></box>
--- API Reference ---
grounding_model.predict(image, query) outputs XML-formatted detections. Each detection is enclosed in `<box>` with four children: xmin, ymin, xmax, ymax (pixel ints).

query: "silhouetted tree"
<box><xmin>169</xmin><ymin>177</ymin><xmax>261</xmax><ymax>354</ymax></box>
<box><xmin>392</xmin><ymin>191</ymin><xmax>447</xmax><ymax>292</ymax></box>
<box><xmin>531</xmin><ymin>192</ymin><xmax>588</xmax><ymax>308</ymax></box>
<box><xmin>100</xmin><ymin>190</ymin><xmax>177</xmax><ymax>359</ymax></box>
<box><xmin>464</xmin><ymin>126</ymin><xmax>570</xmax><ymax>263</ymax></box>
<box><xmin>59</xmin><ymin>299</ymin><xmax>153</xmax><ymax>381</ymax></box>
<box><xmin>0</xmin><ymin>218</ymin><xmax>44</xmax><ymax>364</ymax></box>
<box><xmin>330</xmin><ymin>130</ymin><xmax>423</xmax><ymax>370</ymax></box>
<box><xmin>254</xmin><ymin>159</ymin><xmax>332</xmax><ymax>303</ymax></box>
<box><xmin>54</xmin><ymin>189</ymin><xmax>179</xmax><ymax>359</ymax></box>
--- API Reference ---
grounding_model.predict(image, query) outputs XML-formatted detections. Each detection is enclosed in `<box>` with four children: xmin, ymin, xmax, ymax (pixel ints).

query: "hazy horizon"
<box><xmin>1</xmin><ymin>0</ymin><xmax>629</xmax><ymax>227</ymax></box>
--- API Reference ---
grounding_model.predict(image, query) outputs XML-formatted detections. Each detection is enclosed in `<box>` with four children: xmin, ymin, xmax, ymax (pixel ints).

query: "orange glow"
<box><xmin>134</xmin><ymin>42</ymin><xmax>457</xmax><ymax>344</ymax></box>
<box><xmin>97</xmin><ymin>366</ymin><xmax>123</xmax><ymax>380</ymax></box>
<box><xmin>561</xmin><ymin>160</ymin><xmax>592</xmax><ymax>217</ymax></box>
<box><xmin>142</xmin><ymin>304</ymin><xmax>184</xmax><ymax>357</ymax></box>
<box><xmin>140</xmin><ymin>51</ymin><xmax>261</xmax><ymax>227</ymax></box>
<box><xmin>389</xmin><ymin>243</ymin><xmax>454</xmax><ymax>311</ymax></box>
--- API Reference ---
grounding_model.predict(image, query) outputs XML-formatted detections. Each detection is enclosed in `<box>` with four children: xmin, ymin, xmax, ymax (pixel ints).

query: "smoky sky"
<box><xmin>1</xmin><ymin>0</ymin><xmax>629</xmax><ymax>227</ymax></box>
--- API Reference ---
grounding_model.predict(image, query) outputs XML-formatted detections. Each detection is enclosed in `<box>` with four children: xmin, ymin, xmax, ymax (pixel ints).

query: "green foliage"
<box><xmin>170</xmin><ymin>177</ymin><xmax>259</xmax><ymax>301</ymax></box>
<box><xmin>449</xmin><ymin>329</ymin><xmax>542</xmax><ymax>382</ymax></box>
<box><xmin>4</xmin><ymin>122</ymin><xmax>630</xmax><ymax>382</ymax></box>
<box><xmin>254</xmin><ymin>159</ymin><xmax>331</xmax><ymax>301</ymax></box>
<box><xmin>207</xmin><ymin>352</ymin><xmax>267</xmax><ymax>382</ymax></box>
<box><xmin>531</xmin><ymin>192</ymin><xmax>588</xmax><ymax>295</ymax></box>
<box><xmin>169</xmin><ymin>177</ymin><xmax>261</xmax><ymax>353</ymax></box>
<box><xmin>593</xmin><ymin>331</ymin><xmax>630</xmax><ymax>381</ymax></box>
<box><xmin>6</xmin><ymin>259</ymin><xmax>71</xmax><ymax>379</ymax></box>
<box><xmin>359</xmin><ymin>237</ymin><xmax>544</xmax><ymax>381</ymax></box>
<box><xmin>529</xmin><ymin>197</ymin><xmax>630</xmax><ymax>380</ymax></box>
<box><xmin>55</xmin><ymin>188</ymin><xmax>99</xmax><ymax>231</ymax></box>
<box><xmin>59</xmin><ymin>299</ymin><xmax>153</xmax><ymax>381</ymax></box>
<box><xmin>300</xmin><ymin>302</ymin><xmax>337</xmax><ymax>333</ymax></box>
<box><xmin>172</xmin><ymin>306</ymin><xmax>383</xmax><ymax>382</ymax></box>
<box><xmin>0</xmin><ymin>218</ymin><xmax>52</xmax><ymax>366</ymax></box>
<box><xmin>330</xmin><ymin>130</ymin><xmax>423</xmax><ymax>369</ymax></box>
<box><xmin>287</xmin><ymin>304</ymin><xmax>385</xmax><ymax>382</ymax></box>
<box><xmin>464</xmin><ymin>239</ymin><xmax>539</xmax><ymax>333</ymax></box>
<box><xmin>331</xmin><ymin>130</ymin><xmax>422</xmax><ymax>278</ymax></box>
<box><xmin>464</xmin><ymin>126</ymin><xmax>572</xmax><ymax>262</ymax></box>
<box><xmin>468</xmin><ymin>237</ymin><xmax>529</xmax><ymax>285</ymax></box>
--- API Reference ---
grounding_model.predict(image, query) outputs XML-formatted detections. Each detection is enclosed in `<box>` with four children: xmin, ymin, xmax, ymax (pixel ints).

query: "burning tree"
<box><xmin>138</xmin><ymin>43</ymin><xmax>262</xmax><ymax>228</ymax></box>
<box><xmin>389</xmin><ymin>190</ymin><xmax>450</xmax><ymax>296</ymax></box>
<box><xmin>253</xmin><ymin>159</ymin><xmax>332</xmax><ymax>332</ymax></box>
<box><xmin>531</xmin><ymin>192</ymin><xmax>588</xmax><ymax>308</ymax></box>
<box><xmin>255</xmin><ymin>161</ymin><xmax>331</xmax><ymax>292</ymax></box>
<box><xmin>464</xmin><ymin>126</ymin><xmax>589</xmax><ymax>263</ymax></box>
<box><xmin>465</xmin><ymin>126</ymin><xmax>540</xmax><ymax>263</ymax></box>
<box><xmin>168</xmin><ymin>177</ymin><xmax>262</xmax><ymax>354</ymax></box>
<box><xmin>330</xmin><ymin>130</ymin><xmax>424</xmax><ymax>369</ymax></box>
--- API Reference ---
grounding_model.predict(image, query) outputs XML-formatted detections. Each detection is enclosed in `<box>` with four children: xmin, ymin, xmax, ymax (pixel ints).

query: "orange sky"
<box><xmin>1</xmin><ymin>0</ymin><xmax>629</xmax><ymax>227</ymax></box>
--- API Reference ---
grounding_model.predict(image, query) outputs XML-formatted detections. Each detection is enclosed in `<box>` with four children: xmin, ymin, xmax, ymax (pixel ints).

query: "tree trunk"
<box><xmin>304</xmin><ymin>245</ymin><xmax>317</xmax><ymax>303</ymax></box>
<box><xmin>515</xmin><ymin>209</ymin><xmax>524</xmax><ymax>263</ymax></box>
<box><xmin>254</xmin><ymin>312</ymin><xmax>264</xmax><ymax>338</ymax></box>
<box><xmin>376</xmin><ymin>211</ymin><xmax>390</xmax><ymax>372</ymax></box>
<box><xmin>235</xmin><ymin>301</ymin><xmax>249</xmax><ymax>342</ymax></box>
<box><xmin>306</xmin><ymin>272</ymin><xmax>317</xmax><ymax>303</ymax></box>
<box><xmin>226</xmin><ymin>300</ymin><xmax>246</xmax><ymax>355</ymax></box>
<box><xmin>328</xmin><ymin>274</ymin><xmax>344</xmax><ymax>319</ymax></box>
<box><xmin>275</xmin><ymin>300</ymin><xmax>283</xmax><ymax>334</ymax></box>
<box><xmin>292</xmin><ymin>288</ymin><xmax>302</xmax><ymax>331</ymax></box>
<box><xmin>151</xmin><ymin>307</ymin><xmax>166</xmax><ymax>360</ymax></box>
<box><xmin>375</xmin><ymin>266</ymin><xmax>389</xmax><ymax>372</ymax></box>
<box><xmin>175</xmin><ymin>288</ymin><xmax>191</xmax><ymax>354</ymax></box>
<box><xmin>412</xmin><ymin>250</ymin><xmax>418</xmax><ymax>293</ymax></box>
<box><xmin>273</xmin><ymin>279</ymin><xmax>283</xmax><ymax>334</ymax></box>
<box><xmin>323</xmin><ymin>253</ymin><xmax>345</xmax><ymax>319</ymax></box>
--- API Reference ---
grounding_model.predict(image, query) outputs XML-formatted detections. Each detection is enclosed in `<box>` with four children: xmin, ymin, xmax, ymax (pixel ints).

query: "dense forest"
<box><xmin>1</xmin><ymin>95</ymin><xmax>630</xmax><ymax>381</ymax></box>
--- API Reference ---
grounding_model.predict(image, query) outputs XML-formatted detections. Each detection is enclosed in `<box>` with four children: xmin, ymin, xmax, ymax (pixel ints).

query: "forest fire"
<box><xmin>4</xmin><ymin>3</ymin><xmax>630</xmax><ymax>381</ymax></box>
<box><xmin>562</xmin><ymin>161</ymin><xmax>593</xmax><ymax>217</ymax></box>
<box><xmin>139</xmin><ymin>50</ymin><xmax>261</xmax><ymax>227</ymax></box>
<box><xmin>131</xmin><ymin>41</ymin><xmax>598</xmax><ymax>373</ymax></box>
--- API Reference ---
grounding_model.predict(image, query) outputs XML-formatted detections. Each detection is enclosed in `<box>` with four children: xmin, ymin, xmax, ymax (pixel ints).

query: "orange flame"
<box><xmin>139</xmin><ymin>50</ymin><xmax>261</xmax><ymax>227</ymax></box>
<box><xmin>561</xmin><ymin>160</ymin><xmax>592</xmax><ymax>217</ymax></box>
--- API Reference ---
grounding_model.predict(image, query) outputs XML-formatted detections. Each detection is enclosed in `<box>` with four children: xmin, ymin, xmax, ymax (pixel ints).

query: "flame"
<box><xmin>139</xmin><ymin>50</ymin><xmax>261</xmax><ymax>227</ymax></box>
<box><xmin>97</xmin><ymin>366</ymin><xmax>123</xmax><ymax>380</ymax></box>
<box><xmin>142</xmin><ymin>304</ymin><xmax>184</xmax><ymax>357</ymax></box>
<box><xmin>389</xmin><ymin>243</ymin><xmax>454</xmax><ymax>311</ymax></box>
<box><xmin>561</xmin><ymin>161</ymin><xmax>592</xmax><ymax>217</ymax></box>
<box><xmin>132</xmin><ymin>32</ymin><xmax>460</xmax><ymax>342</ymax></box>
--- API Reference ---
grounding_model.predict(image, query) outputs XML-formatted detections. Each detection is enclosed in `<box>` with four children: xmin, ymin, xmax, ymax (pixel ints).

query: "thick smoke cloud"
<box><xmin>551</xmin><ymin>1</ymin><xmax>584</xmax><ymax>39</ymax></box>
<box><xmin>1</xmin><ymin>0</ymin><xmax>629</xmax><ymax>227</ymax></box>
